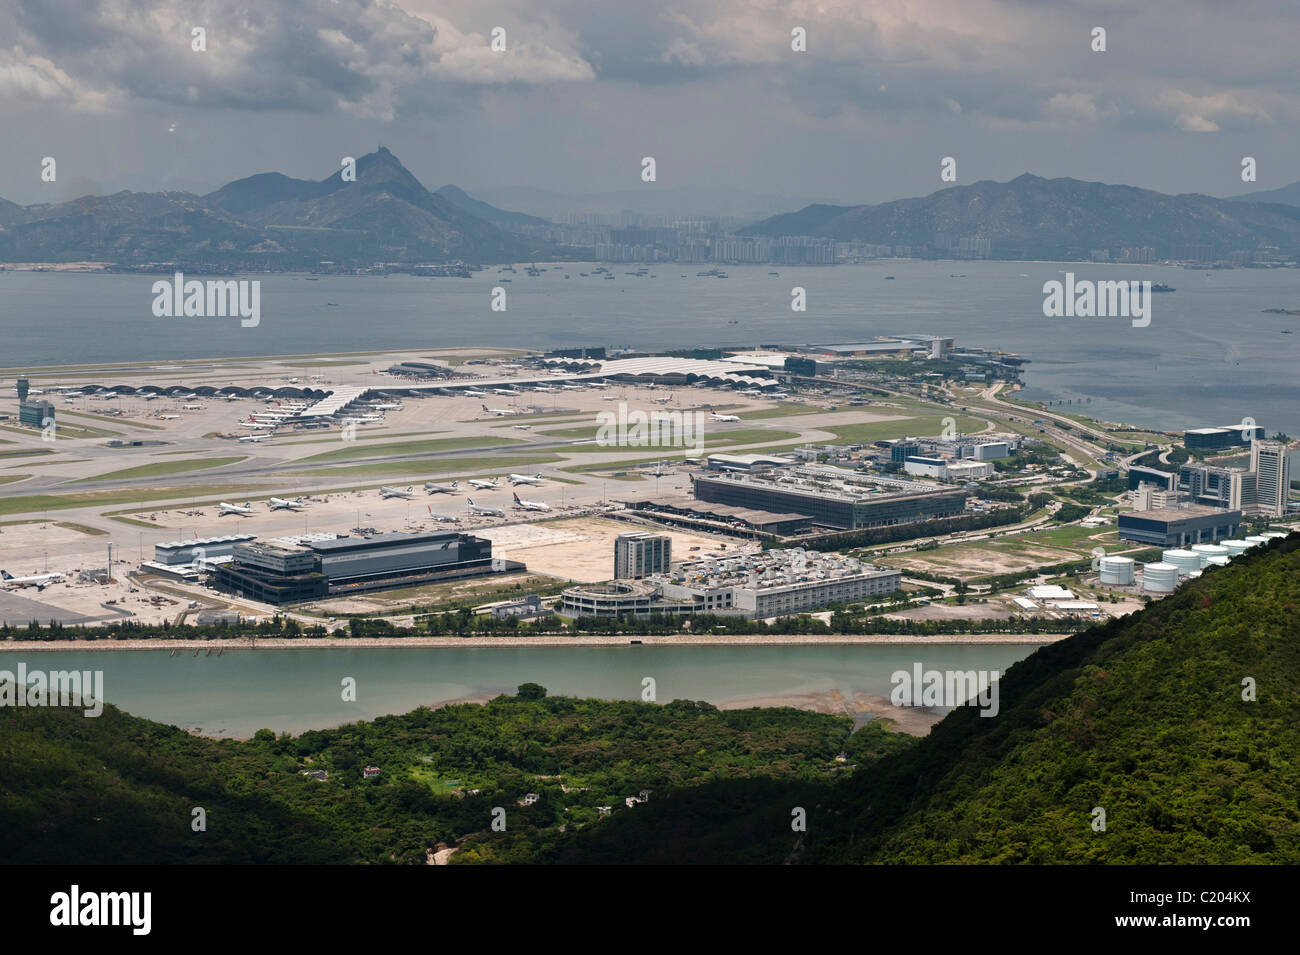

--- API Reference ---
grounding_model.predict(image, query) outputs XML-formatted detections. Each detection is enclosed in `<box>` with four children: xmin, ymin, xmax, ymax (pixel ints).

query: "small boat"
<box><xmin>884</xmin><ymin>275</ymin><xmax>895</xmax><ymax>280</ymax></box>
<box><xmin>1151</xmin><ymin>283</ymin><xmax>1176</xmax><ymax>292</ymax></box>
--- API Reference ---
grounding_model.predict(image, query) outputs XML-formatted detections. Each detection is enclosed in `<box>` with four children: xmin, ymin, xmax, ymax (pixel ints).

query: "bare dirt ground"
<box><xmin>885</xmin><ymin>602</ymin><xmax>1017</xmax><ymax>622</ymax></box>
<box><xmin>889</xmin><ymin>542</ymin><xmax>1078</xmax><ymax>578</ymax></box>
<box><xmin>476</xmin><ymin>517</ymin><xmax>747</xmax><ymax>583</ymax></box>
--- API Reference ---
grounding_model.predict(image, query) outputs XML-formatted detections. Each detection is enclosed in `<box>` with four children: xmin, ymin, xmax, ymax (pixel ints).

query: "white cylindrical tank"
<box><xmin>1099</xmin><ymin>555</ymin><xmax>1136</xmax><ymax>585</ymax></box>
<box><xmin>1220</xmin><ymin>539</ymin><xmax>1252</xmax><ymax>556</ymax></box>
<box><xmin>1244</xmin><ymin>535</ymin><xmax>1270</xmax><ymax>547</ymax></box>
<box><xmin>1143</xmin><ymin>562</ymin><xmax>1179</xmax><ymax>593</ymax></box>
<box><xmin>1192</xmin><ymin>543</ymin><xmax>1230</xmax><ymax>562</ymax></box>
<box><xmin>1261</xmin><ymin>531</ymin><xmax>1288</xmax><ymax>540</ymax></box>
<box><xmin>1203</xmin><ymin>555</ymin><xmax>1230</xmax><ymax>567</ymax></box>
<box><xmin>1163</xmin><ymin>548</ymin><xmax>1202</xmax><ymax>573</ymax></box>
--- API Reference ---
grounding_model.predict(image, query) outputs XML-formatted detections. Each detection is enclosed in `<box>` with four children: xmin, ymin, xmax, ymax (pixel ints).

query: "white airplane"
<box><xmin>513</xmin><ymin>424</ymin><xmax>531</xmax><ymax>431</ymax></box>
<box><xmin>769</xmin><ymin>392</ymin><xmax>789</xmax><ymax>399</ymax></box>
<box><xmin>559</xmin><ymin>384</ymin><xmax>584</xmax><ymax>391</ymax></box>
<box><xmin>482</xmin><ymin>405</ymin><xmax>519</xmax><ymax>416</ymax></box>
<box><xmin>508</xmin><ymin>473</ymin><xmax>543</xmax><ymax>486</ymax></box>
<box><xmin>369</xmin><ymin>403</ymin><xmax>402</xmax><ymax>410</ymax></box>
<box><xmin>425</xmin><ymin>481</ymin><xmax>459</xmax><ymax>494</ymax></box>
<box><xmin>269</xmin><ymin>497</ymin><xmax>307</xmax><ymax>510</ymax></box>
<box><xmin>182</xmin><ymin>403</ymin><xmax>203</xmax><ymax>410</ymax></box>
<box><xmin>468</xmin><ymin>477</ymin><xmax>500</xmax><ymax>490</ymax></box>
<box><xmin>426</xmin><ymin>506</ymin><xmax>458</xmax><ymax>523</ymax></box>
<box><xmin>532</xmin><ymin>385</ymin><xmax>556</xmax><ymax>393</ymax></box>
<box><xmin>240</xmin><ymin>421</ymin><xmax>277</xmax><ymax>430</ymax></box>
<box><xmin>653</xmin><ymin>396</ymin><xmax>672</xmax><ymax>404</ymax></box>
<box><xmin>380</xmin><ymin>485</ymin><xmax>415</xmax><ymax>499</ymax></box>
<box><xmin>462</xmin><ymin>389</ymin><xmax>490</xmax><ymax>398</ymax></box>
<box><xmin>239</xmin><ymin>434</ymin><xmax>272</xmax><ymax>443</ymax></box>
<box><xmin>180</xmin><ymin>393</ymin><xmax>198</xmax><ymax>400</ymax></box>
<box><xmin>1</xmin><ymin>570</ymin><xmax>65</xmax><ymax>589</ymax></box>
<box><xmin>491</xmin><ymin>388</ymin><xmax>520</xmax><ymax>396</ymax></box>
<box><xmin>218</xmin><ymin>501</ymin><xmax>255</xmax><ymax>516</ymax></box>
<box><xmin>253</xmin><ymin>412</ymin><xmax>293</xmax><ymax>421</ymax></box>
<box><xmin>512</xmin><ymin>493</ymin><xmax>550</xmax><ymax>512</ymax></box>
<box><xmin>156</xmin><ymin>414</ymin><xmax>180</xmax><ymax>420</ymax></box>
<box><xmin>710</xmin><ymin>412</ymin><xmax>741</xmax><ymax>422</ymax></box>
<box><xmin>738</xmin><ymin>389</ymin><xmax>762</xmax><ymax>397</ymax></box>
<box><xmin>468</xmin><ymin>498</ymin><xmax>505</xmax><ymax>517</ymax></box>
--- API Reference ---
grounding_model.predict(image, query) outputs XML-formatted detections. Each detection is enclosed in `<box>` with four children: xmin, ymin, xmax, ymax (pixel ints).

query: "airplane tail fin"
<box><xmin>1</xmin><ymin>571</ymin><xmax>11</xmax><ymax>580</ymax></box>
<box><xmin>451</xmin><ymin>482</ymin><xmax>458</xmax><ymax>489</ymax></box>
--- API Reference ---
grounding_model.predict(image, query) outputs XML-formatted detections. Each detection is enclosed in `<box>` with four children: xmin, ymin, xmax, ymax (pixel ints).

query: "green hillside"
<box><xmin>0</xmin><ymin>688</ymin><xmax>899</xmax><ymax>864</ymax></box>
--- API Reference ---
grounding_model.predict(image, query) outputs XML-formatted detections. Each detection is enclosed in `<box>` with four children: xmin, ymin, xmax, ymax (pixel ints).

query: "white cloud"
<box><xmin>0</xmin><ymin>45</ymin><xmax>112</xmax><ymax>111</ymax></box>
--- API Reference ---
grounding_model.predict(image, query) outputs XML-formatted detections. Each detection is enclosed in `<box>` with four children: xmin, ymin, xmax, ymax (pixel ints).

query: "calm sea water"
<box><xmin>8</xmin><ymin>643</ymin><xmax>1034</xmax><ymax>736</ymax></box>
<box><xmin>2</xmin><ymin>261</ymin><xmax>1298</xmax><ymax>433</ymax></box>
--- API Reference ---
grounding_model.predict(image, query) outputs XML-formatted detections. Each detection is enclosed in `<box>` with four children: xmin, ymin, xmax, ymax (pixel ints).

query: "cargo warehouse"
<box><xmin>211</xmin><ymin>530</ymin><xmax>513</xmax><ymax>604</ymax></box>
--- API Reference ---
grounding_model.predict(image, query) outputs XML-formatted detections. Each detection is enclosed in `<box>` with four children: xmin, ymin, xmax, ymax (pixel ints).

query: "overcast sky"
<box><xmin>1</xmin><ymin>0</ymin><xmax>1297</xmax><ymax>211</ymax></box>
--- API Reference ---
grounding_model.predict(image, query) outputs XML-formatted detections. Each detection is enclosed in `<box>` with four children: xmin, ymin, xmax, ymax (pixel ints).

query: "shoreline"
<box><xmin>0</xmin><ymin>633</ymin><xmax>1069</xmax><ymax>651</ymax></box>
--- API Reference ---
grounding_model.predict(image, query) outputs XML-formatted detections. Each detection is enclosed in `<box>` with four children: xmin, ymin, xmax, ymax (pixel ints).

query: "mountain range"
<box><xmin>0</xmin><ymin>148</ymin><xmax>553</xmax><ymax>267</ymax></box>
<box><xmin>8</xmin><ymin>156</ymin><xmax>1300</xmax><ymax>266</ymax></box>
<box><xmin>743</xmin><ymin>173</ymin><xmax>1300</xmax><ymax>261</ymax></box>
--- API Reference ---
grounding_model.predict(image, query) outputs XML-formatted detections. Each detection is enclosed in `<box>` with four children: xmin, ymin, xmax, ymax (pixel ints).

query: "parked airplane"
<box><xmin>182</xmin><ymin>403</ymin><xmax>203</xmax><ymax>410</ymax></box>
<box><xmin>425</xmin><ymin>481</ymin><xmax>459</xmax><ymax>494</ymax></box>
<box><xmin>559</xmin><ymin>384</ymin><xmax>584</xmax><ymax>391</ymax></box>
<box><xmin>468</xmin><ymin>498</ymin><xmax>505</xmax><ymax>517</ymax></box>
<box><xmin>239</xmin><ymin>434</ymin><xmax>271</xmax><ymax>443</ymax></box>
<box><xmin>482</xmin><ymin>404</ymin><xmax>519</xmax><ymax>416</ymax></box>
<box><xmin>156</xmin><ymin>414</ymin><xmax>180</xmax><ymax>420</ymax></box>
<box><xmin>462</xmin><ymin>389</ymin><xmax>490</xmax><ymax>397</ymax></box>
<box><xmin>1</xmin><ymin>570</ymin><xmax>65</xmax><ymax>589</ymax></box>
<box><xmin>512</xmin><ymin>493</ymin><xmax>550</xmax><ymax>512</ymax></box>
<box><xmin>491</xmin><ymin>388</ymin><xmax>520</xmax><ymax>396</ymax></box>
<box><xmin>508</xmin><ymin>473</ymin><xmax>543</xmax><ymax>486</ymax></box>
<box><xmin>426</xmin><ymin>506</ymin><xmax>458</xmax><ymax>523</ymax></box>
<box><xmin>513</xmin><ymin>424</ymin><xmax>531</xmax><ymax>430</ymax></box>
<box><xmin>769</xmin><ymin>392</ymin><xmax>789</xmax><ymax>399</ymax></box>
<box><xmin>269</xmin><ymin>497</ymin><xmax>307</xmax><ymax>510</ymax></box>
<box><xmin>710</xmin><ymin>412</ymin><xmax>741</xmax><ymax>422</ymax></box>
<box><xmin>240</xmin><ymin>421</ymin><xmax>277</xmax><ymax>430</ymax></box>
<box><xmin>380</xmin><ymin>485</ymin><xmax>415</xmax><ymax>499</ymax></box>
<box><xmin>532</xmin><ymin>385</ymin><xmax>556</xmax><ymax>393</ymax></box>
<box><xmin>218</xmin><ymin>502</ymin><xmax>255</xmax><ymax>516</ymax></box>
<box><xmin>468</xmin><ymin>477</ymin><xmax>500</xmax><ymax>490</ymax></box>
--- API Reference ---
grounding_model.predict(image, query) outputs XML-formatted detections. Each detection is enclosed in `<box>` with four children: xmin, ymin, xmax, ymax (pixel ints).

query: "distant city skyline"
<box><xmin>2</xmin><ymin>0</ymin><xmax>1298</xmax><ymax>211</ymax></box>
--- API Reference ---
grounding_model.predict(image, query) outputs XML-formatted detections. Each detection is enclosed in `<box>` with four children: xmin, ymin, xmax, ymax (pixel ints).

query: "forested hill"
<box><xmin>524</xmin><ymin>533</ymin><xmax>1300</xmax><ymax>864</ymax></box>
